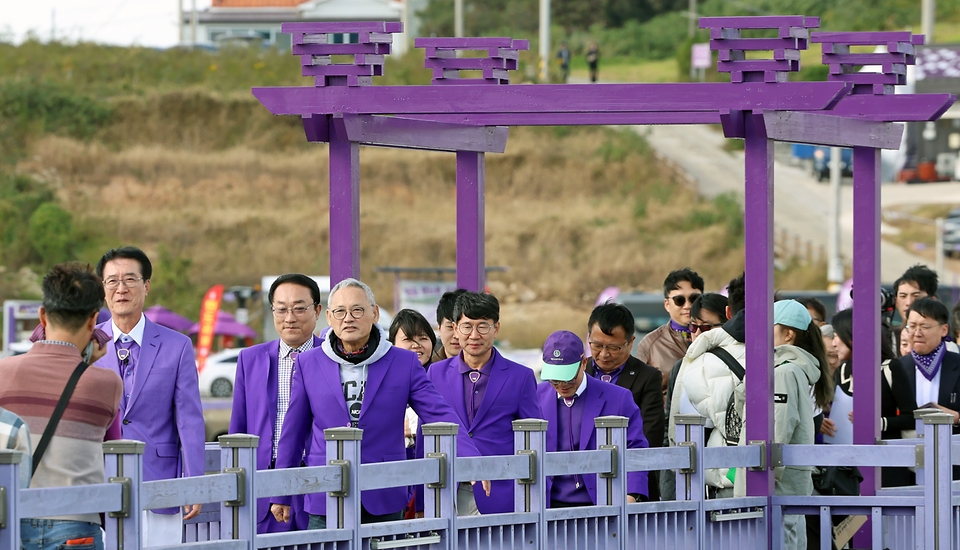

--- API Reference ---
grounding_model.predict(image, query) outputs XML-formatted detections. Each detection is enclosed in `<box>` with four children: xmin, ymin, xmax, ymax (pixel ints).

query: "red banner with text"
<box><xmin>196</xmin><ymin>284</ymin><xmax>224</xmax><ymax>372</ymax></box>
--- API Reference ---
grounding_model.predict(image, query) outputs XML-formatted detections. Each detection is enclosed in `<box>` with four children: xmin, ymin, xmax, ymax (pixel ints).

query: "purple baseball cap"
<box><xmin>541</xmin><ymin>330</ymin><xmax>585</xmax><ymax>382</ymax></box>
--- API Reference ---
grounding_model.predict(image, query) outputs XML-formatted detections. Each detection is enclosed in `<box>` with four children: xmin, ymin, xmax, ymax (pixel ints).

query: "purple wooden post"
<box><xmin>742</xmin><ymin>110</ymin><xmax>775</xmax><ymax>502</ymax></box>
<box><xmin>456</xmin><ymin>151</ymin><xmax>485</xmax><ymax>292</ymax></box>
<box><xmin>329</xmin><ymin>116</ymin><xmax>361</xmax><ymax>284</ymax></box>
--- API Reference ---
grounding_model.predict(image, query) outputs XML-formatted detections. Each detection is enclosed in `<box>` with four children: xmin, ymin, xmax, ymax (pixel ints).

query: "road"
<box><xmin>640</xmin><ymin>124</ymin><xmax>960</xmax><ymax>284</ymax></box>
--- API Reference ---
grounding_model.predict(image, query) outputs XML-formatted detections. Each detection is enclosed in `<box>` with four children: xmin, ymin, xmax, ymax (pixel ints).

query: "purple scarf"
<box><xmin>670</xmin><ymin>320</ymin><xmax>691</xmax><ymax>333</ymax></box>
<box><xmin>912</xmin><ymin>341</ymin><xmax>946</xmax><ymax>382</ymax></box>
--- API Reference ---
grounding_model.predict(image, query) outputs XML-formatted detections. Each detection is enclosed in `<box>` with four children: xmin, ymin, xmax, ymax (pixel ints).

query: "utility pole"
<box><xmin>827</xmin><ymin>147</ymin><xmax>844</xmax><ymax>291</ymax></box>
<box><xmin>921</xmin><ymin>0</ymin><xmax>935</xmax><ymax>44</ymax></box>
<box><xmin>178</xmin><ymin>0</ymin><xmax>184</xmax><ymax>46</ymax></box>
<box><xmin>688</xmin><ymin>0</ymin><xmax>696</xmax><ymax>37</ymax></box>
<box><xmin>539</xmin><ymin>0</ymin><xmax>550</xmax><ymax>82</ymax></box>
<box><xmin>191</xmin><ymin>0</ymin><xmax>198</xmax><ymax>47</ymax></box>
<box><xmin>454</xmin><ymin>0</ymin><xmax>463</xmax><ymax>37</ymax></box>
<box><xmin>50</xmin><ymin>8</ymin><xmax>55</xmax><ymax>42</ymax></box>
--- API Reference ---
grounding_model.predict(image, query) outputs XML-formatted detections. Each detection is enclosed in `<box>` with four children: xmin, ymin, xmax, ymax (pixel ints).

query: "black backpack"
<box><xmin>707</xmin><ymin>347</ymin><xmax>745</xmax><ymax>446</ymax></box>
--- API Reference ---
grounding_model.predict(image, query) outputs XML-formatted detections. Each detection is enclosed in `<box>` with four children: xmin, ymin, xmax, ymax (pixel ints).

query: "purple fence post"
<box><xmin>325</xmin><ymin>427</ymin><xmax>363</xmax><ymax>545</ymax></box>
<box><xmin>329</xmin><ymin>116</ymin><xmax>361</xmax><ymax>284</ymax></box>
<box><xmin>218</xmin><ymin>434</ymin><xmax>259</xmax><ymax>543</ymax></box>
<box><xmin>513</xmin><ymin>419</ymin><xmax>547</xmax><ymax>547</ymax></box>
<box><xmin>674</xmin><ymin>414</ymin><xmax>706</xmax><ymax>548</ymax></box>
<box><xmin>421</xmin><ymin>422</ymin><xmax>458</xmax><ymax>548</ymax></box>
<box><xmin>102</xmin><ymin>440</ymin><xmax>144</xmax><ymax>550</ymax></box>
<box><xmin>456</xmin><ymin>151</ymin><xmax>486</xmax><ymax>292</ymax></box>
<box><xmin>920</xmin><ymin>413</ymin><xmax>952</xmax><ymax>549</ymax></box>
<box><xmin>742</xmin><ymin>110</ymin><xmax>775</xmax><ymax>504</ymax></box>
<box><xmin>0</xmin><ymin>451</ymin><xmax>21</xmax><ymax>550</ymax></box>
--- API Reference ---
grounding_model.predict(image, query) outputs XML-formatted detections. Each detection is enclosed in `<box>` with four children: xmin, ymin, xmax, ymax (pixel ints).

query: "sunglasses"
<box><xmin>689</xmin><ymin>322</ymin><xmax>723</xmax><ymax>332</ymax></box>
<box><xmin>670</xmin><ymin>293</ymin><xmax>701</xmax><ymax>307</ymax></box>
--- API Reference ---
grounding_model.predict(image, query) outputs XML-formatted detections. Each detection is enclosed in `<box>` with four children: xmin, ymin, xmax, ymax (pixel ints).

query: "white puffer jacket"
<box><xmin>672</xmin><ymin>326</ymin><xmax>746</xmax><ymax>489</ymax></box>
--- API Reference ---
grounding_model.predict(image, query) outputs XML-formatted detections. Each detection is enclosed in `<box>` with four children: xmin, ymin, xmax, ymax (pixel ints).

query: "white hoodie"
<box><xmin>320</xmin><ymin>324</ymin><xmax>393</xmax><ymax>426</ymax></box>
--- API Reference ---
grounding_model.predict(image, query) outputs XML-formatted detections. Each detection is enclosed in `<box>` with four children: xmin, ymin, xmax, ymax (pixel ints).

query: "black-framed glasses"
<box><xmin>457</xmin><ymin>322</ymin><xmax>493</xmax><ymax>335</ymax></box>
<box><xmin>588</xmin><ymin>340</ymin><xmax>628</xmax><ymax>353</ymax></box>
<box><xmin>272</xmin><ymin>305</ymin><xmax>316</xmax><ymax>318</ymax></box>
<box><xmin>689</xmin><ymin>322</ymin><xmax>723</xmax><ymax>333</ymax></box>
<box><xmin>669</xmin><ymin>293</ymin><xmax>701</xmax><ymax>307</ymax></box>
<box><xmin>103</xmin><ymin>277</ymin><xmax>144</xmax><ymax>289</ymax></box>
<box><xmin>331</xmin><ymin>307</ymin><xmax>367</xmax><ymax>320</ymax></box>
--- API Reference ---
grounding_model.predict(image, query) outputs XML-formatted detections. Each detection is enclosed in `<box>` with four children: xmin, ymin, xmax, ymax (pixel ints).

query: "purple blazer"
<box><xmin>229</xmin><ymin>336</ymin><xmax>321</xmax><ymax>532</ymax></box>
<box><xmin>536</xmin><ymin>377</ymin><xmax>649</xmax><ymax>504</ymax></box>
<box><xmin>424</xmin><ymin>349</ymin><xmax>541</xmax><ymax>513</ymax></box>
<box><xmin>95</xmin><ymin>316</ymin><xmax>205</xmax><ymax>514</ymax></box>
<box><xmin>273</xmin><ymin>341</ymin><xmax>481</xmax><ymax>516</ymax></box>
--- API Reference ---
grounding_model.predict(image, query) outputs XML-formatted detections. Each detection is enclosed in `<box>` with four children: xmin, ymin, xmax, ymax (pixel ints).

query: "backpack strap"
<box><xmin>708</xmin><ymin>347</ymin><xmax>744</xmax><ymax>381</ymax></box>
<box><xmin>31</xmin><ymin>360</ymin><xmax>90</xmax><ymax>477</ymax></box>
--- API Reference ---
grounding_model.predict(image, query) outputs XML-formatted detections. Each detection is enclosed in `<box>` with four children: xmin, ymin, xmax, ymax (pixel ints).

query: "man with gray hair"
<box><xmin>271</xmin><ymin>278</ymin><xmax>482</xmax><ymax>528</ymax></box>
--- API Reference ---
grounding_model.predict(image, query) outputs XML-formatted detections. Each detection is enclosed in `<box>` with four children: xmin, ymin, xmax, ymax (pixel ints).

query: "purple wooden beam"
<box><xmin>302</xmin><ymin>114</ymin><xmax>329</xmax><ymax>142</ymax></box>
<box><xmin>742</xmin><ymin>110</ymin><xmax>775</xmax><ymax>500</ymax></box>
<box><xmin>829</xmin><ymin>93</ymin><xmax>955</xmax><ymax>122</ymax></box>
<box><xmin>850</xmin><ymin>146</ymin><xmax>882</xmax><ymax>546</ymax></box>
<box><xmin>407</xmin><ymin>112</ymin><xmax>721</xmax><ymax>126</ymax></box>
<box><xmin>762</xmin><ymin>111</ymin><xmax>903</xmax><ymax>149</ymax></box>
<box><xmin>456</xmin><ymin>152</ymin><xmax>485</xmax><ymax>292</ymax></box>
<box><xmin>699</xmin><ymin>15</ymin><xmax>819</xmax><ymax>29</ymax></box>
<box><xmin>251</xmin><ymin>82</ymin><xmax>849</xmax><ymax>116</ymax></box>
<box><xmin>328</xmin><ymin>116</ymin><xmax>360</xmax><ymax>284</ymax></box>
<box><xmin>340</xmin><ymin>115</ymin><xmax>508</xmax><ymax>153</ymax></box>
<box><xmin>281</xmin><ymin>21</ymin><xmax>403</xmax><ymax>34</ymax></box>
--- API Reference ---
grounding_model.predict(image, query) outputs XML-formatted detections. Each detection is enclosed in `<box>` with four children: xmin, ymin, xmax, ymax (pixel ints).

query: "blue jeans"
<box><xmin>20</xmin><ymin>519</ymin><xmax>103</xmax><ymax>550</ymax></box>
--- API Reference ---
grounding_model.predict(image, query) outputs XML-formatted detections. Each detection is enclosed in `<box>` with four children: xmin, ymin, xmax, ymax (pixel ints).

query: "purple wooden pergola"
<box><xmin>253</xmin><ymin>14</ymin><xmax>955</xmax><ymax>538</ymax></box>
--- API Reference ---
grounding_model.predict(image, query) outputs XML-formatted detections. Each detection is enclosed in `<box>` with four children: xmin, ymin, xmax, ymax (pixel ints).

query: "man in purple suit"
<box><xmin>538</xmin><ymin>330</ymin><xmax>649</xmax><ymax>507</ymax></box>
<box><xmin>270</xmin><ymin>278</ymin><xmax>482</xmax><ymax>529</ymax></box>
<box><xmin>230</xmin><ymin>274</ymin><xmax>323</xmax><ymax>533</ymax></box>
<box><xmin>424</xmin><ymin>291</ymin><xmax>541</xmax><ymax>514</ymax></box>
<box><xmin>94</xmin><ymin>246</ymin><xmax>205</xmax><ymax>545</ymax></box>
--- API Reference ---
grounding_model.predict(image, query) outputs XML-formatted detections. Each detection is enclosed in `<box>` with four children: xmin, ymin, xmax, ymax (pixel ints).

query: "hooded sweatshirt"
<box><xmin>320</xmin><ymin>324</ymin><xmax>393</xmax><ymax>427</ymax></box>
<box><xmin>732</xmin><ymin>344</ymin><xmax>820</xmax><ymax>498</ymax></box>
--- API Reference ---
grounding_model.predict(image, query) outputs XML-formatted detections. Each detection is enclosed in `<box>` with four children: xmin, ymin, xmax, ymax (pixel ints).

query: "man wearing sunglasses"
<box><xmin>537</xmin><ymin>330</ymin><xmax>649</xmax><ymax>507</ymax></box>
<box><xmin>636</xmin><ymin>267</ymin><xmax>705</xmax><ymax>392</ymax></box>
<box><xmin>230</xmin><ymin>273</ymin><xmax>323</xmax><ymax>533</ymax></box>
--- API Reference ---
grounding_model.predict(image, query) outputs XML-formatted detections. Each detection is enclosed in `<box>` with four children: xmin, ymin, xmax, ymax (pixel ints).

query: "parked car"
<box><xmin>813</xmin><ymin>147</ymin><xmax>853</xmax><ymax>182</ymax></box>
<box><xmin>198</xmin><ymin>347</ymin><xmax>244</xmax><ymax>398</ymax></box>
<box><xmin>943</xmin><ymin>208</ymin><xmax>960</xmax><ymax>258</ymax></box>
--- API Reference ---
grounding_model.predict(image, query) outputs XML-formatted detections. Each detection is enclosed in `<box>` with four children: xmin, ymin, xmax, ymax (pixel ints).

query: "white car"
<box><xmin>198</xmin><ymin>347</ymin><xmax>244</xmax><ymax>398</ymax></box>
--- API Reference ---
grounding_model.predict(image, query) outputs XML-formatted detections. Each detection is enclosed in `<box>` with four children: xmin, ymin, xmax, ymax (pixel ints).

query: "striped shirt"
<box><xmin>275</xmin><ymin>339</ymin><xmax>314</xmax><ymax>459</ymax></box>
<box><xmin>0</xmin><ymin>406</ymin><xmax>32</xmax><ymax>488</ymax></box>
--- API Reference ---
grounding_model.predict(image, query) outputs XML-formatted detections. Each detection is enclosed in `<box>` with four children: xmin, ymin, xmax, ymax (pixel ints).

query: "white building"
<box><xmin>180</xmin><ymin>0</ymin><xmax>422</xmax><ymax>56</ymax></box>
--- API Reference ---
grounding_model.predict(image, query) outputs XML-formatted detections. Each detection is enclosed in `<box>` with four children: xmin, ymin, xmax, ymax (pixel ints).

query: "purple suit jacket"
<box><xmin>230</xmin><ymin>336</ymin><xmax>321</xmax><ymax>531</ymax></box>
<box><xmin>536</xmin><ymin>377</ymin><xmax>649</xmax><ymax>504</ymax></box>
<box><xmin>423</xmin><ymin>349</ymin><xmax>541</xmax><ymax>513</ymax></box>
<box><xmin>95</xmin><ymin>316</ymin><xmax>205</xmax><ymax>514</ymax></box>
<box><xmin>274</xmin><ymin>341</ymin><xmax>481</xmax><ymax>516</ymax></box>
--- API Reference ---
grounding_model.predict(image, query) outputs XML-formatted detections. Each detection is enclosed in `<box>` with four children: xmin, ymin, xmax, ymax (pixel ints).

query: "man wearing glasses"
<box><xmin>270</xmin><ymin>278</ymin><xmax>481</xmax><ymax>528</ymax></box>
<box><xmin>230</xmin><ymin>274</ymin><xmax>323</xmax><ymax>533</ymax></box>
<box><xmin>538</xmin><ymin>330</ymin><xmax>649</xmax><ymax>507</ymax></box>
<box><xmin>583</xmin><ymin>302</ymin><xmax>664</xmax><ymax>500</ymax></box>
<box><xmin>422</xmin><ymin>291</ymin><xmax>541</xmax><ymax>515</ymax></box>
<box><xmin>94</xmin><ymin>246</ymin><xmax>205</xmax><ymax>545</ymax></box>
<box><xmin>636</xmin><ymin>267</ymin><xmax>705</xmax><ymax>392</ymax></box>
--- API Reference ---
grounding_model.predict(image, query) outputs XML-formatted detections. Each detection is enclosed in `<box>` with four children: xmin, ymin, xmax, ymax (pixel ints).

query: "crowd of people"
<box><xmin>3</xmin><ymin>249</ymin><xmax>960</xmax><ymax>550</ymax></box>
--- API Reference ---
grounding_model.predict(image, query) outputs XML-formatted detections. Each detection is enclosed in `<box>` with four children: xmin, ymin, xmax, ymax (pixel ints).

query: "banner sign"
<box><xmin>691</xmin><ymin>43</ymin><xmax>712</xmax><ymax>69</ymax></box>
<box><xmin>196</xmin><ymin>284</ymin><xmax>224</xmax><ymax>372</ymax></box>
<box><xmin>399</xmin><ymin>280</ymin><xmax>460</xmax><ymax>324</ymax></box>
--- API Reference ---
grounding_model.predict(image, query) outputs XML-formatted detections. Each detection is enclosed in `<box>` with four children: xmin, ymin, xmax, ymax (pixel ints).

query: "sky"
<box><xmin>2</xmin><ymin>0</ymin><xmax>213</xmax><ymax>48</ymax></box>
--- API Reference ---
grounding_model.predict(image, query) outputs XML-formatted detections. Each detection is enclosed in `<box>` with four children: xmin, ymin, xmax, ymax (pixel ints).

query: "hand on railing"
<box><xmin>271</xmin><ymin>504</ymin><xmax>291</xmax><ymax>523</ymax></box>
<box><xmin>184</xmin><ymin>504</ymin><xmax>203</xmax><ymax>520</ymax></box>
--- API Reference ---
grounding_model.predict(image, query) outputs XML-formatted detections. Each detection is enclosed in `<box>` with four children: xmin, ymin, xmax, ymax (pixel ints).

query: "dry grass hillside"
<box><xmin>14</xmin><ymin>90</ymin><xmax>824</xmax><ymax>346</ymax></box>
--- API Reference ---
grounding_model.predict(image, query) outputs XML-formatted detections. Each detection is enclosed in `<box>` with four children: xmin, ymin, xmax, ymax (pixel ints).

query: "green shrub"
<box><xmin>28</xmin><ymin>202</ymin><xmax>75</xmax><ymax>267</ymax></box>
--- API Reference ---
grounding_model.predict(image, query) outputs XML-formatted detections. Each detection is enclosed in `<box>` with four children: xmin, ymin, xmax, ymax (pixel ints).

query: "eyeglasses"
<box><xmin>905</xmin><ymin>323</ymin><xmax>941</xmax><ymax>333</ymax></box>
<box><xmin>457</xmin><ymin>322</ymin><xmax>494</xmax><ymax>335</ymax></box>
<box><xmin>331</xmin><ymin>307</ymin><xmax>367</xmax><ymax>320</ymax></box>
<box><xmin>103</xmin><ymin>277</ymin><xmax>144</xmax><ymax>289</ymax></box>
<box><xmin>588</xmin><ymin>340</ymin><xmax>628</xmax><ymax>353</ymax></box>
<box><xmin>272</xmin><ymin>305</ymin><xmax>316</xmax><ymax>317</ymax></box>
<box><xmin>669</xmin><ymin>293</ymin><xmax>701</xmax><ymax>307</ymax></box>
<box><xmin>548</xmin><ymin>378</ymin><xmax>576</xmax><ymax>386</ymax></box>
<box><xmin>689</xmin><ymin>322</ymin><xmax>723</xmax><ymax>333</ymax></box>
